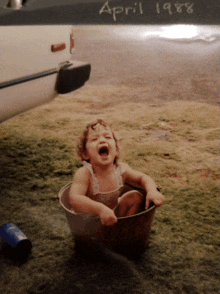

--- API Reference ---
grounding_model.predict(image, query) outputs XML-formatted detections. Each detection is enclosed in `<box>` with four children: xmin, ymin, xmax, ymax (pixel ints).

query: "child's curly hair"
<box><xmin>77</xmin><ymin>119</ymin><xmax>120</xmax><ymax>165</ymax></box>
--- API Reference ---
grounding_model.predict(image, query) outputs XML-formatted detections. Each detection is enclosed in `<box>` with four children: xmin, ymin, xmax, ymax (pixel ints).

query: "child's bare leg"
<box><xmin>115</xmin><ymin>190</ymin><xmax>144</xmax><ymax>217</ymax></box>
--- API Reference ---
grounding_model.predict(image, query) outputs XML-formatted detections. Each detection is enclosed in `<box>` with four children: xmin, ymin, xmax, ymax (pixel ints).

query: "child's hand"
<box><xmin>99</xmin><ymin>206</ymin><xmax>117</xmax><ymax>226</ymax></box>
<box><xmin>145</xmin><ymin>190</ymin><xmax>165</xmax><ymax>209</ymax></box>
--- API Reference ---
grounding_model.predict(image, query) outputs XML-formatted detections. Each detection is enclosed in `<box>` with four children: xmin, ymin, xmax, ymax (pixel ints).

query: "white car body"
<box><xmin>0</xmin><ymin>1</ymin><xmax>91</xmax><ymax>122</ymax></box>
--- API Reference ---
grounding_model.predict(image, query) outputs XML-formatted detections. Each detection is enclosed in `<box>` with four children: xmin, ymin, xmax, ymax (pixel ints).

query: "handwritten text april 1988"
<box><xmin>99</xmin><ymin>1</ymin><xmax>194</xmax><ymax>22</ymax></box>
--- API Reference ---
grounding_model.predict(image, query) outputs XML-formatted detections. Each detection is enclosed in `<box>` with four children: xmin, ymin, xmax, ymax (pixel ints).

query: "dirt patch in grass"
<box><xmin>0</xmin><ymin>84</ymin><xmax>219</xmax><ymax>294</ymax></box>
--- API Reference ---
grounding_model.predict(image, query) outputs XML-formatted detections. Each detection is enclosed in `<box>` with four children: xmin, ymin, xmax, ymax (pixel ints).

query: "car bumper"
<box><xmin>0</xmin><ymin>60</ymin><xmax>91</xmax><ymax>122</ymax></box>
<box><xmin>56</xmin><ymin>61</ymin><xmax>91</xmax><ymax>94</ymax></box>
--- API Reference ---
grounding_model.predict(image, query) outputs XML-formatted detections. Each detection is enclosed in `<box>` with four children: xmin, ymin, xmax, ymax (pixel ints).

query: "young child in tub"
<box><xmin>69</xmin><ymin>119</ymin><xmax>164</xmax><ymax>226</ymax></box>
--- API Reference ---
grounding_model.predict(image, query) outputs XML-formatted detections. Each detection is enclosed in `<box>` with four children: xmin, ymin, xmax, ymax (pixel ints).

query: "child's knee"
<box><xmin>116</xmin><ymin>190</ymin><xmax>144</xmax><ymax>217</ymax></box>
<box><xmin>134</xmin><ymin>190</ymin><xmax>144</xmax><ymax>200</ymax></box>
<box><xmin>132</xmin><ymin>191</ymin><xmax>144</xmax><ymax>206</ymax></box>
<box><xmin>120</xmin><ymin>190</ymin><xmax>143</xmax><ymax>206</ymax></box>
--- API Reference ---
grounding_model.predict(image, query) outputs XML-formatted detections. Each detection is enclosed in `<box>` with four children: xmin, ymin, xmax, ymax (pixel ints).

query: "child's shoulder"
<box><xmin>73</xmin><ymin>166</ymin><xmax>91</xmax><ymax>181</ymax></box>
<box><xmin>117</xmin><ymin>161</ymin><xmax>130</xmax><ymax>173</ymax></box>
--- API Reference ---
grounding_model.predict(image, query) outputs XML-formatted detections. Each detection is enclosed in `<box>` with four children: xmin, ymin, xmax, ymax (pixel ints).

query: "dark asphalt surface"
<box><xmin>71</xmin><ymin>25</ymin><xmax>219</xmax><ymax>104</ymax></box>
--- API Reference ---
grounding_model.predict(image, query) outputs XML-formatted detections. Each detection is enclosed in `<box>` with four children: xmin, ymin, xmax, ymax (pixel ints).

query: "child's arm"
<box><xmin>69</xmin><ymin>167</ymin><xmax>117</xmax><ymax>226</ymax></box>
<box><xmin>121</xmin><ymin>163</ymin><xmax>165</xmax><ymax>209</ymax></box>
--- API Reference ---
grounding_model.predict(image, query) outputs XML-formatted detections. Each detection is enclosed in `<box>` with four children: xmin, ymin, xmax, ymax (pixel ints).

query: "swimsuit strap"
<box><xmin>114</xmin><ymin>163</ymin><xmax>124</xmax><ymax>188</ymax></box>
<box><xmin>82</xmin><ymin>161</ymin><xmax>99</xmax><ymax>195</ymax></box>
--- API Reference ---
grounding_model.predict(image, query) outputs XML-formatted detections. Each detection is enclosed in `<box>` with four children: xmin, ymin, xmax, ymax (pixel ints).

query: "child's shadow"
<box><xmin>55</xmin><ymin>245</ymin><xmax>153</xmax><ymax>294</ymax></box>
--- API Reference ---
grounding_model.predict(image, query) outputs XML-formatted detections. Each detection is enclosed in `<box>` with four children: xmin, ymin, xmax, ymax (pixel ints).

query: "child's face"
<box><xmin>83</xmin><ymin>124</ymin><xmax>118</xmax><ymax>166</ymax></box>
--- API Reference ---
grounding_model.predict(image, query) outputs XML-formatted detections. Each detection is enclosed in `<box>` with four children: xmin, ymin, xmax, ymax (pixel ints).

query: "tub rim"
<box><xmin>58</xmin><ymin>182</ymin><xmax>156</xmax><ymax>221</ymax></box>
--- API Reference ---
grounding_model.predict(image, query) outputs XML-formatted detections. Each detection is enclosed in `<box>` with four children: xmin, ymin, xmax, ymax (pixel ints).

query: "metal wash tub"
<box><xmin>58</xmin><ymin>182</ymin><xmax>156</xmax><ymax>256</ymax></box>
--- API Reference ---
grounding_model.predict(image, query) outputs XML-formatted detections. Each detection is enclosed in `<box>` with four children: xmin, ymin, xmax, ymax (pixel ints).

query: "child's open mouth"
<box><xmin>98</xmin><ymin>146</ymin><xmax>109</xmax><ymax>157</ymax></box>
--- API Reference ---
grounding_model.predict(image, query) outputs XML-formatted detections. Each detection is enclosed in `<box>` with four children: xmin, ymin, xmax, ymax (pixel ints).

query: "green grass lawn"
<box><xmin>0</xmin><ymin>86</ymin><xmax>219</xmax><ymax>294</ymax></box>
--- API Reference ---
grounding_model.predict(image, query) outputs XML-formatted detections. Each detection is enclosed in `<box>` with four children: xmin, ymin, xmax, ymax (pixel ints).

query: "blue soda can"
<box><xmin>0</xmin><ymin>223</ymin><xmax>32</xmax><ymax>254</ymax></box>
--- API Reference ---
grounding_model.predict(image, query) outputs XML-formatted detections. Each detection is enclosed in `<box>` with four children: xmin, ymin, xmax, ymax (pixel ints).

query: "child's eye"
<box><xmin>105</xmin><ymin>135</ymin><xmax>113</xmax><ymax>139</ymax></box>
